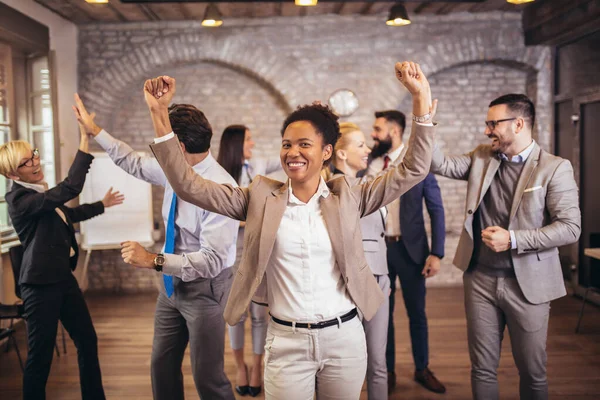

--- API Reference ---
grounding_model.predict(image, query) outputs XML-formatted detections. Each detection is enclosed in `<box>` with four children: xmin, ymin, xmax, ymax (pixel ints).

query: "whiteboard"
<box><xmin>79</xmin><ymin>152</ymin><xmax>154</xmax><ymax>250</ymax></box>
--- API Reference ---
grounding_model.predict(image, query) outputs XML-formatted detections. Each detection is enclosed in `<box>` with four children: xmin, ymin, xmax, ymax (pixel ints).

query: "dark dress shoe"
<box><xmin>414</xmin><ymin>368</ymin><xmax>446</xmax><ymax>394</ymax></box>
<box><xmin>248</xmin><ymin>386</ymin><xmax>262</xmax><ymax>397</ymax></box>
<box><xmin>388</xmin><ymin>371</ymin><xmax>397</xmax><ymax>395</ymax></box>
<box><xmin>235</xmin><ymin>385</ymin><xmax>250</xmax><ymax>396</ymax></box>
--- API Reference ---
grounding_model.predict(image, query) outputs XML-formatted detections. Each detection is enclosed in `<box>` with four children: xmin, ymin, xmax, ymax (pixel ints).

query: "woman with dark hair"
<box><xmin>217</xmin><ymin>125</ymin><xmax>281</xmax><ymax>397</ymax></box>
<box><xmin>146</xmin><ymin>61</ymin><xmax>434</xmax><ymax>399</ymax></box>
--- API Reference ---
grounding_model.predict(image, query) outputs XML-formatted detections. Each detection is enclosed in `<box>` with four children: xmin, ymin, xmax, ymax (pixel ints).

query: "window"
<box><xmin>0</xmin><ymin>42</ymin><xmax>14</xmax><ymax>238</ymax></box>
<box><xmin>0</xmin><ymin>42</ymin><xmax>58</xmax><ymax>248</ymax></box>
<box><xmin>29</xmin><ymin>56</ymin><xmax>55</xmax><ymax>188</ymax></box>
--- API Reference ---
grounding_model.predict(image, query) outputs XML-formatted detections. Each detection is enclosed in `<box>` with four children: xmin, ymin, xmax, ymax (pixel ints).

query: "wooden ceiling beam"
<box><xmin>414</xmin><ymin>2</ymin><xmax>433</xmax><ymax>15</ymax></box>
<box><xmin>137</xmin><ymin>4</ymin><xmax>161</xmax><ymax>21</ymax></box>
<box><xmin>107</xmin><ymin>3</ymin><xmax>128</xmax><ymax>22</ymax></box>
<box><xmin>62</xmin><ymin>0</ymin><xmax>99</xmax><ymax>22</ymax></box>
<box><xmin>360</xmin><ymin>2</ymin><xmax>375</xmax><ymax>15</ymax></box>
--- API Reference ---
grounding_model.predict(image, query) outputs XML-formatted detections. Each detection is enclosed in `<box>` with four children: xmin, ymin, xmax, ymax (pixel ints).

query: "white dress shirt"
<box><xmin>96</xmin><ymin>129</ymin><xmax>239</xmax><ymax>280</ymax></box>
<box><xmin>266</xmin><ymin>178</ymin><xmax>356</xmax><ymax>322</ymax></box>
<box><xmin>17</xmin><ymin>181</ymin><xmax>76</xmax><ymax>257</ymax></box>
<box><xmin>367</xmin><ymin>144</ymin><xmax>405</xmax><ymax>237</ymax></box>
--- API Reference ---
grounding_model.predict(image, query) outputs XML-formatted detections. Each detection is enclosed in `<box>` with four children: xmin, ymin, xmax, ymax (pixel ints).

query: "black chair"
<box><xmin>8</xmin><ymin>244</ymin><xmax>67</xmax><ymax>356</ymax></box>
<box><xmin>0</xmin><ymin>327</ymin><xmax>23</xmax><ymax>371</ymax></box>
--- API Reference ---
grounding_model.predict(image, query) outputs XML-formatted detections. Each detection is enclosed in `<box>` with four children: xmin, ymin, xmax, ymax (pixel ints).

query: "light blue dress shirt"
<box><xmin>95</xmin><ymin>129</ymin><xmax>239</xmax><ymax>280</ymax></box>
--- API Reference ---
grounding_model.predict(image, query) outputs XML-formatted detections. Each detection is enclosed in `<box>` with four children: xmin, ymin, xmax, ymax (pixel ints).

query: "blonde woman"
<box><xmin>0</xmin><ymin>130</ymin><xmax>123</xmax><ymax>400</ymax></box>
<box><xmin>329</xmin><ymin>122</ymin><xmax>389</xmax><ymax>399</ymax></box>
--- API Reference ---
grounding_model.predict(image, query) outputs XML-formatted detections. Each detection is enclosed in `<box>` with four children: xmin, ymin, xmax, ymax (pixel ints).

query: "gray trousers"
<box><xmin>151</xmin><ymin>268</ymin><xmax>235</xmax><ymax>400</ymax></box>
<box><xmin>228</xmin><ymin>301</ymin><xmax>268</xmax><ymax>355</ymax></box>
<box><xmin>362</xmin><ymin>274</ymin><xmax>390</xmax><ymax>400</ymax></box>
<box><xmin>464</xmin><ymin>269</ymin><xmax>550</xmax><ymax>400</ymax></box>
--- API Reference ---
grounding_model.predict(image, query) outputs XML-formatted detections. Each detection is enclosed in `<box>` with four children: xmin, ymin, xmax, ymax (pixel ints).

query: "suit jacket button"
<box><xmin>468</xmin><ymin>209</ymin><xmax>473</xmax><ymax>215</ymax></box>
<box><xmin>380</xmin><ymin>232</ymin><xmax>384</xmax><ymax>237</ymax></box>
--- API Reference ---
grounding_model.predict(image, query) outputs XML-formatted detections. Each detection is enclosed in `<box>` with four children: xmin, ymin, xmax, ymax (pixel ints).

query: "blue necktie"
<box><xmin>163</xmin><ymin>193</ymin><xmax>177</xmax><ymax>297</ymax></box>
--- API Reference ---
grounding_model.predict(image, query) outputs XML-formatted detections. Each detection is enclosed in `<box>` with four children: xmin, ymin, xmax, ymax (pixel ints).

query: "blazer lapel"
<box><xmin>477</xmin><ymin>156</ymin><xmax>501</xmax><ymax>207</ymax></box>
<box><xmin>320</xmin><ymin>193</ymin><xmax>347</xmax><ymax>277</ymax></box>
<box><xmin>509</xmin><ymin>144</ymin><xmax>540</xmax><ymax>222</ymax></box>
<box><xmin>257</xmin><ymin>183</ymin><xmax>289</xmax><ymax>270</ymax></box>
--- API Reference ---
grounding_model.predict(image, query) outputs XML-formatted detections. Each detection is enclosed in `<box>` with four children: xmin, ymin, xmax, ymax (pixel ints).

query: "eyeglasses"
<box><xmin>17</xmin><ymin>148</ymin><xmax>40</xmax><ymax>169</ymax></box>
<box><xmin>484</xmin><ymin>118</ymin><xmax>516</xmax><ymax>130</ymax></box>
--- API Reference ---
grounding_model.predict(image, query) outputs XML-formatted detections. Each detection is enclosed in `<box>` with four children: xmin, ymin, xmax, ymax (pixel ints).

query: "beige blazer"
<box><xmin>431</xmin><ymin>142</ymin><xmax>581</xmax><ymax>304</ymax></box>
<box><xmin>150</xmin><ymin>124</ymin><xmax>435</xmax><ymax>325</ymax></box>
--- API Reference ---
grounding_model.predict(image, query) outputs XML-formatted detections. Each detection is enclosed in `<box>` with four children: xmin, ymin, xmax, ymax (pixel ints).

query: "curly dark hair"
<box><xmin>168</xmin><ymin>103</ymin><xmax>212</xmax><ymax>154</ymax></box>
<box><xmin>280</xmin><ymin>102</ymin><xmax>341</xmax><ymax>154</ymax></box>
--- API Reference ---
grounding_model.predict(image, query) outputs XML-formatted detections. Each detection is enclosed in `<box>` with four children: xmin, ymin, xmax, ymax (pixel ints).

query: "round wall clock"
<box><xmin>328</xmin><ymin>89</ymin><xmax>359</xmax><ymax>117</ymax></box>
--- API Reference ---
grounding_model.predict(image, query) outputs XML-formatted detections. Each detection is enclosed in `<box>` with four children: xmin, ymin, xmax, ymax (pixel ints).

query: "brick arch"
<box><xmin>79</xmin><ymin>33</ymin><xmax>315</xmax><ymax>123</ymax></box>
<box><xmin>379</xmin><ymin>31</ymin><xmax>551</xmax><ymax>149</ymax></box>
<box><xmin>377</xmin><ymin>30</ymin><xmax>549</xmax><ymax>103</ymax></box>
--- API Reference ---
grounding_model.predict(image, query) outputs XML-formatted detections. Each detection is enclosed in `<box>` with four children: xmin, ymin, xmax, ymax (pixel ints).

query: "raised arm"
<box><xmin>145</xmin><ymin>76</ymin><xmax>249</xmax><ymax>221</ymax></box>
<box><xmin>7</xmin><ymin>130</ymin><xmax>94</xmax><ymax>219</ymax></box>
<box><xmin>431</xmin><ymin>143</ymin><xmax>472</xmax><ymax>181</ymax></box>
<box><xmin>514</xmin><ymin>159</ymin><xmax>581</xmax><ymax>253</ymax></box>
<box><xmin>354</xmin><ymin>62</ymin><xmax>435</xmax><ymax>217</ymax></box>
<box><xmin>73</xmin><ymin>94</ymin><xmax>167</xmax><ymax>187</ymax></box>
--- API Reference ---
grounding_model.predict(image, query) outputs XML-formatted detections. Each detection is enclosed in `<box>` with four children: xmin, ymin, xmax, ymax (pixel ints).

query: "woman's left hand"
<box><xmin>101</xmin><ymin>187</ymin><xmax>125</xmax><ymax>208</ymax></box>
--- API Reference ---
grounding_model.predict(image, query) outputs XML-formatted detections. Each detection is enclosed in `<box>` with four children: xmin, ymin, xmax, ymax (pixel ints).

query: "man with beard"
<box><xmin>368</xmin><ymin>110</ymin><xmax>446</xmax><ymax>395</ymax></box>
<box><xmin>431</xmin><ymin>94</ymin><xmax>580</xmax><ymax>400</ymax></box>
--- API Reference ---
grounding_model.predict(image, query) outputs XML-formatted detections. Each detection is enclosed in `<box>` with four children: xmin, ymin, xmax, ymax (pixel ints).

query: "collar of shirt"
<box><xmin>15</xmin><ymin>180</ymin><xmax>47</xmax><ymax>193</ymax></box>
<box><xmin>499</xmin><ymin>140</ymin><xmax>535</xmax><ymax>163</ymax></box>
<box><xmin>288</xmin><ymin>177</ymin><xmax>330</xmax><ymax>205</ymax></box>
<box><xmin>385</xmin><ymin>143</ymin><xmax>405</xmax><ymax>163</ymax></box>
<box><xmin>191</xmin><ymin>151</ymin><xmax>217</xmax><ymax>174</ymax></box>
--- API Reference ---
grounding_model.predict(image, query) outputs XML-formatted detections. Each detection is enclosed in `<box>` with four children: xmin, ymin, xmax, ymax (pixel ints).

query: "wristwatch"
<box><xmin>153</xmin><ymin>253</ymin><xmax>165</xmax><ymax>272</ymax></box>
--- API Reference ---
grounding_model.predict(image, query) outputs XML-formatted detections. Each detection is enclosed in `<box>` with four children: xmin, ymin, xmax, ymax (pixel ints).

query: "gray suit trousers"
<box><xmin>151</xmin><ymin>268</ymin><xmax>235</xmax><ymax>400</ymax></box>
<box><xmin>464</xmin><ymin>269</ymin><xmax>550</xmax><ymax>400</ymax></box>
<box><xmin>362</xmin><ymin>274</ymin><xmax>390</xmax><ymax>400</ymax></box>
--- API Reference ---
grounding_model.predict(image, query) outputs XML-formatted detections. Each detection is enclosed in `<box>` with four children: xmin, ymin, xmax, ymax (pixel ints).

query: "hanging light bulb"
<box><xmin>386</xmin><ymin>3</ymin><xmax>411</xmax><ymax>26</ymax></box>
<box><xmin>295</xmin><ymin>0</ymin><xmax>318</xmax><ymax>6</ymax></box>
<box><xmin>202</xmin><ymin>3</ymin><xmax>223</xmax><ymax>27</ymax></box>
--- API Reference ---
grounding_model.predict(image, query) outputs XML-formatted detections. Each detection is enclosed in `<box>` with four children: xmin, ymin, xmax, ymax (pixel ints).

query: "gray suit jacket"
<box><xmin>431</xmin><ymin>142</ymin><xmax>581</xmax><ymax>304</ymax></box>
<box><xmin>150</xmin><ymin>124</ymin><xmax>435</xmax><ymax>325</ymax></box>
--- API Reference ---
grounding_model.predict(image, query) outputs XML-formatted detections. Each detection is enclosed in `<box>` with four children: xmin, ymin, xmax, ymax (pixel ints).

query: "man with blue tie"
<box><xmin>73</xmin><ymin>95</ymin><xmax>239</xmax><ymax>400</ymax></box>
<box><xmin>369</xmin><ymin>110</ymin><xmax>447</xmax><ymax>395</ymax></box>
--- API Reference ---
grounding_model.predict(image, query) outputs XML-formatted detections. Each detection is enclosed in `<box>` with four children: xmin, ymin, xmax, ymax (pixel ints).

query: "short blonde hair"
<box><xmin>0</xmin><ymin>141</ymin><xmax>32</xmax><ymax>178</ymax></box>
<box><xmin>330</xmin><ymin>122</ymin><xmax>362</xmax><ymax>165</ymax></box>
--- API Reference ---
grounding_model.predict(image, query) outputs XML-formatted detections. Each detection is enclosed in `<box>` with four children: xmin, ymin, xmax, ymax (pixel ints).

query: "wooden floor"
<box><xmin>1</xmin><ymin>287</ymin><xmax>600</xmax><ymax>399</ymax></box>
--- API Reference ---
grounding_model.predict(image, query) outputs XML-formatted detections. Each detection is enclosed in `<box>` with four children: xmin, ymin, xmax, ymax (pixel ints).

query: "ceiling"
<box><xmin>33</xmin><ymin>0</ymin><xmax>529</xmax><ymax>24</ymax></box>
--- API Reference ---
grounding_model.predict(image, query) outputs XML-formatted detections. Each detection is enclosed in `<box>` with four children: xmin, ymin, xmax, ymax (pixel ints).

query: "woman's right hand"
<box><xmin>73</xmin><ymin>93</ymin><xmax>102</xmax><ymax>137</ymax></box>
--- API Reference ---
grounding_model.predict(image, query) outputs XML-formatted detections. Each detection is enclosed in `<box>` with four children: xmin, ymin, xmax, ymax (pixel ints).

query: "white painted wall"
<box><xmin>3</xmin><ymin>0</ymin><xmax>78</xmax><ymax>179</ymax></box>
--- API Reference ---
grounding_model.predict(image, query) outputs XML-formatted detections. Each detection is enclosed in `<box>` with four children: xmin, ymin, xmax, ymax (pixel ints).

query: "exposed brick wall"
<box><xmin>78</xmin><ymin>12</ymin><xmax>552</xmax><ymax>291</ymax></box>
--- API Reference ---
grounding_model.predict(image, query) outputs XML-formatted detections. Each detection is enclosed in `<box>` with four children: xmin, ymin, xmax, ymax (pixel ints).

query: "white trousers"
<box><xmin>263</xmin><ymin>315</ymin><xmax>367</xmax><ymax>400</ymax></box>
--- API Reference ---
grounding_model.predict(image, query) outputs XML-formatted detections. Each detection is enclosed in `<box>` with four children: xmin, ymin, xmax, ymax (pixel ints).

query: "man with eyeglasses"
<box><xmin>431</xmin><ymin>93</ymin><xmax>581</xmax><ymax>400</ymax></box>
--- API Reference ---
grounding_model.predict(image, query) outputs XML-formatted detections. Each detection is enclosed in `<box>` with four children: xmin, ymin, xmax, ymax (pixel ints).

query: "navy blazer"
<box><xmin>399</xmin><ymin>173</ymin><xmax>445</xmax><ymax>265</ymax></box>
<box><xmin>6</xmin><ymin>151</ymin><xmax>104</xmax><ymax>285</ymax></box>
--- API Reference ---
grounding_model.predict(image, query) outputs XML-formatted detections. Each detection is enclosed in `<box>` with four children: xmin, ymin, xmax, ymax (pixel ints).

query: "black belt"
<box><xmin>271</xmin><ymin>308</ymin><xmax>358</xmax><ymax>330</ymax></box>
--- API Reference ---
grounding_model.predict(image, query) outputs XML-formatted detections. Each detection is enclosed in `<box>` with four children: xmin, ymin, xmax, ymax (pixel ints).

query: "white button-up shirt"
<box><xmin>266</xmin><ymin>178</ymin><xmax>355</xmax><ymax>322</ymax></box>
